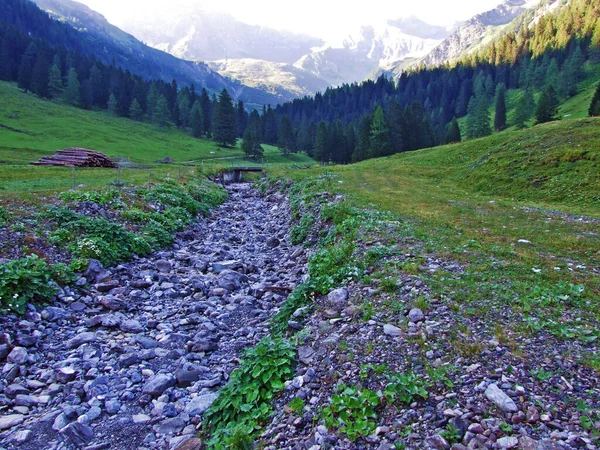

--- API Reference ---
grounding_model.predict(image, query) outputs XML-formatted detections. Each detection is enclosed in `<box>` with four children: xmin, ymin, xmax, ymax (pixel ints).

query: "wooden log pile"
<box><xmin>31</xmin><ymin>148</ymin><xmax>118</xmax><ymax>168</ymax></box>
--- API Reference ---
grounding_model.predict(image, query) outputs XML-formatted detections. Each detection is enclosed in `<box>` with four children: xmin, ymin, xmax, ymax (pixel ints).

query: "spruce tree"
<box><xmin>237</xmin><ymin>100</ymin><xmax>248</xmax><ymax>137</ymax></box>
<box><xmin>277</xmin><ymin>115</ymin><xmax>295</xmax><ymax>155</ymax></box>
<box><xmin>129</xmin><ymin>98</ymin><xmax>143</xmax><ymax>121</ymax></box>
<box><xmin>108</xmin><ymin>93</ymin><xmax>118</xmax><ymax>116</ymax></box>
<box><xmin>370</xmin><ymin>106</ymin><xmax>391</xmax><ymax>157</ymax></box>
<box><xmin>177</xmin><ymin>90</ymin><xmax>190</xmax><ymax>128</ymax></box>
<box><xmin>200</xmin><ymin>88</ymin><xmax>212</xmax><ymax>136</ymax></box>
<box><xmin>154</xmin><ymin>95</ymin><xmax>171</xmax><ymax>129</ymax></box>
<box><xmin>64</xmin><ymin>67</ymin><xmax>80</xmax><ymax>106</ymax></box>
<box><xmin>31</xmin><ymin>50</ymin><xmax>49</xmax><ymax>97</ymax></box>
<box><xmin>588</xmin><ymin>82</ymin><xmax>600</xmax><ymax>117</ymax></box>
<box><xmin>190</xmin><ymin>101</ymin><xmax>204</xmax><ymax>138</ymax></box>
<box><xmin>352</xmin><ymin>115</ymin><xmax>372</xmax><ymax>162</ymax></box>
<box><xmin>241</xmin><ymin>110</ymin><xmax>263</xmax><ymax>160</ymax></box>
<box><xmin>0</xmin><ymin>37</ymin><xmax>13</xmax><ymax>81</ymax></box>
<box><xmin>17</xmin><ymin>42</ymin><xmax>37</xmax><ymax>92</ymax></box>
<box><xmin>445</xmin><ymin>118</ymin><xmax>461</xmax><ymax>144</ymax></box>
<box><xmin>213</xmin><ymin>89</ymin><xmax>237</xmax><ymax>147</ymax></box>
<box><xmin>314</xmin><ymin>122</ymin><xmax>330</xmax><ymax>163</ymax></box>
<box><xmin>494</xmin><ymin>83</ymin><xmax>507</xmax><ymax>131</ymax></box>
<box><xmin>47</xmin><ymin>63</ymin><xmax>63</xmax><ymax>99</ymax></box>
<box><xmin>514</xmin><ymin>89</ymin><xmax>535</xmax><ymax>129</ymax></box>
<box><xmin>146</xmin><ymin>84</ymin><xmax>159</xmax><ymax>123</ymax></box>
<box><xmin>535</xmin><ymin>85</ymin><xmax>560</xmax><ymax>124</ymax></box>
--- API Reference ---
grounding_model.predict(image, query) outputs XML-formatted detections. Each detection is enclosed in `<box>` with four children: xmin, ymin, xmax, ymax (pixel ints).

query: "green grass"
<box><xmin>0</xmin><ymin>81</ymin><xmax>314</xmax><ymax>195</ymax></box>
<box><xmin>273</xmin><ymin>118</ymin><xmax>600</xmax><ymax>344</ymax></box>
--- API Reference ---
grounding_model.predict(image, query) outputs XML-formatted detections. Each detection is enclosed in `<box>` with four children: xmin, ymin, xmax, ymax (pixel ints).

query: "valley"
<box><xmin>1</xmin><ymin>0</ymin><xmax>600</xmax><ymax>448</ymax></box>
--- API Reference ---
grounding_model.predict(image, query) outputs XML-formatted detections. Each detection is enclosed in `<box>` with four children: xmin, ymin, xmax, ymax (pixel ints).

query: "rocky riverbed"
<box><xmin>0</xmin><ymin>184</ymin><xmax>307</xmax><ymax>450</ymax></box>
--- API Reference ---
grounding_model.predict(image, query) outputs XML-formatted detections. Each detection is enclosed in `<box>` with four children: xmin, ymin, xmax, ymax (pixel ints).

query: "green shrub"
<box><xmin>0</xmin><ymin>206</ymin><xmax>10</xmax><ymax>226</ymax></box>
<box><xmin>290</xmin><ymin>213</ymin><xmax>314</xmax><ymax>245</ymax></box>
<box><xmin>383</xmin><ymin>372</ymin><xmax>430</xmax><ymax>405</ymax></box>
<box><xmin>203</xmin><ymin>337</ymin><xmax>296</xmax><ymax>448</ymax></box>
<box><xmin>271</xmin><ymin>282</ymin><xmax>315</xmax><ymax>335</ymax></box>
<box><xmin>143</xmin><ymin>220</ymin><xmax>174</xmax><ymax>249</ymax></box>
<box><xmin>144</xmin><ymin>182</ymin><xmax>203</xmax><ymax>215</ymax></box>
<box><xmin>48</xmin><ymin>228</ymin><xmax>73</xmax><ymax>246</ymax></box>
<box><xmin>321</xmin><ymin>384</ymin><xmax>381</xmax><ymax>441</ymax></box>
<box><xmin>59</xmin><ymin>189</ymin><xmax>123</xmax><ymax>206</ymax></box>
<box><xmin>308</xmin><ymin>241</ymin><xmax>360</xmax><ymax>294</ymax></box>
<box><xmin>0</xmin><ymin>255</ymin><xmax>58</xmax><ymax>314</ymax></box>
<box><xmin>49</xmin><ymin>263</ymin><xmax>77</xmax><ymax>286</ymax></box>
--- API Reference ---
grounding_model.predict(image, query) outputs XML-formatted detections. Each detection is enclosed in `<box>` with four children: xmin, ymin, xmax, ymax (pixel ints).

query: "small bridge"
<box><xmin>223</xmin><ymin>166</ymin><xmax>265</xmax><ymax>184</ymax></box>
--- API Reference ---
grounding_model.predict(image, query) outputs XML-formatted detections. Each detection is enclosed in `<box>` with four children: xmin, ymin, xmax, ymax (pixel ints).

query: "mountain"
<box><xmin>29</xmin><ymin>0</ymin><xmax>280</xmax><ymax>105</ymax></box>
<box><xmin>122</xmin><ymin>10</ymin><xmax>324</xmax><ymax>65</ymax></box>
<box><xmin>294</xmin><ymin>17</ymin><xmax>449</xmax><ymax>87</ymax></box>
<box><xmin>207</xmin><ymin>59</ymin><xmax>330</xmax><ymax>101</ymax></box>
<box><xmin>418</xmin><ymin>0</ymin><xmax>563</xmax><ymax>68</ymax></box>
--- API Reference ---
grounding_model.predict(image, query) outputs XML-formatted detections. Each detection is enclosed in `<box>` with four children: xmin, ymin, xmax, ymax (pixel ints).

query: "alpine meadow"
<box><xmin>0</xmin><ymin>0</ymin><xmax>599</xmax><ymax>449</ymax></box>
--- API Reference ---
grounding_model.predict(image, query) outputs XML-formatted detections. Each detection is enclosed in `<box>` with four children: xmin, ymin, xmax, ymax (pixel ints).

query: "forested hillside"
<box><xmin>266</xmin><ymin>0</ymin><xmax>600</xmax><ymax>164</ymax></box>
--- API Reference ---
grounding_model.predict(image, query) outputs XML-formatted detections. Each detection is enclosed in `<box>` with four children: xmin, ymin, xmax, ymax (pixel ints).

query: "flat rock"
<box><xmin>484</xmin><ymin>383</ymin><xmax>518</xmax><ymax>413</ymax></box>
<box><xmin>0</xmin><ymin>414</ymin><xmax>24</xmax><ymax>430</ymax></box>
<box><xmin>173</xmin><ymin>437</ymin><xmax>203</xmax><ymax>450</ymax></box>
<box><xmin>383</xmin><ymin>324</ymin><xmax>402</xmax><ymax>336</ymax></box>
<box><xmin>66</xmin><ymin>332</ymin><xmax>97</xmax><ymax>349</ymax></box>
<box><xmin>143</xmin><ymin>374</ymin><xmax>175</xmax><ymax>397</ymax></box>
<box><xmin>497</xmin><ymin>436</ymin><xmax>519</xmax><ymax>449</ymax></box>
<box><xmin>185</xmin><ymin>393</ymin><xmax>219</xmax><ymax>416</ymax></box>
<box><xmin>408</xmin><ymin>308</ymin><xmax>425</xmax><ymax>322</ymax></box>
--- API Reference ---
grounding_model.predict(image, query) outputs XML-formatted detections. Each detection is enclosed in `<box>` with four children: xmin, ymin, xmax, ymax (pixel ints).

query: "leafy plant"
<box><xmin>287</xmin><ymin>397</ymin><xmax>305</xmax><ymax>415</ymax></box>
<box><xmin>530</xmin><ymin>368</ymin><xmax>553</xmax><ymax>381</ymax></box>
<box><xmin>290</xmin><ymin>213</ymin><xmax>314</xmax><ymax>245</ymax></box>
<box><xmin>441</xmin><ymin>422</ymin><xmax>462</xmax><ymax>445</ymax></box>
<box><xmin>0</xmin><ymin>255</ymin><xmax>58</xmax><ymax>314</ymax></box>
<box><xmin>59</xmin><ymin>189</ymin><xmax>123</xmax><ymax>206</ymax></box>
<box><xmin>384</xmin><ymin>372</ymin><xmax>430</xmax><ymax>405</ymax></box>
<box><xmin>321</xmin><ymin>384</ymin><xmax>381</xmax><ymax>442</ymax></box>
<box><xmin>0</xmin><ymin>206</ymin><xmax>10</xmax><ymax>226</ymax></box>
<box><xmin>203</xmin><ymin>337</ymin><xmax>296</xmax><ymax>448</ymax></box>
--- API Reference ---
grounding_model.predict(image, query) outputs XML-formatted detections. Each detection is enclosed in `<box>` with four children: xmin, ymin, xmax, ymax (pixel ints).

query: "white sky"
<box><xmin>77</xmin><ymin>0</ymin><xmax>504</xmax><ymax>41</ymax></box>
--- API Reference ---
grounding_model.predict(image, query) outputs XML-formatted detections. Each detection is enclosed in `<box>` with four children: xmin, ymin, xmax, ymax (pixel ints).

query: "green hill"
<box><xmin>0</xmin><ymin>82</ymin><xmax>314</xmax><ymax>194</ymax></box>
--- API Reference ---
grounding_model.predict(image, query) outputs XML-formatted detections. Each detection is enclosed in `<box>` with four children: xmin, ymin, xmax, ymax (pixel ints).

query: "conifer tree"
<box><xmin>177</xmin><ymin>90</ymin><xmax>191</xmax><ymax>128</ymax></box>
<box><xmin>107</xmin><ymin>93</ymin><xmax>118</xmax><ymax>116</ymax></box>
<box><xmin>64</xmin><ymin>67</ymin><xmax>80</xmax><ymax>106</ymax></box>
<box><xmin>494</xmin><ymin>83</ymin><xmax>507</xmax><ymax>131</ymax></box>
<box><xmin>154</xmin><ymin>95</ymin><xmax>171</xmax><ymax>129</ymax></box>
<box><xmin>277</xmin><ymin>115</ymin><xmax>295</xmax><ymax>155</ymax></box>
<box><xmin>190</xmin><ymin>101</ymin><xmax>204</xmax><ymax>138</ymax></box>
<box><xmin>18</xmin><ymin>42</ymin><xmax>37</xmax><ymax>92</ymax></box>
<box><xmin>588</xmin><ymin>82</ymin><xmax>600</xmax><ymax>117</ymax></box>
<box><xmin>200</xmin><ymin>88</ymin><xmax>212</xmax><ymax>136</ymax></box>
<box><xmin>236</xmin><ymin>100</ymin><xmax>248</xmax><ymax>138</ymax></box>
<box><xmin>129</xmin><ymin>98</ymin><xmax>143</xmax><ymax>121</ymax></box>
<box><xmin>146</xmin><ymin>84</ymin><xmax>159</xmax><ymax>123</ymax></box>
<box><xmin>242</xmin><ymin>111</ymin><xmax>263</xmax><ymax>160</ymax></box>
<box><xmin>445</xmin><ymin>118</ymin><xmax>461</xmax><ymax>144</ymax></box>
<box><xmin>535</xmin><ymin>85</ymin><xmax>560</xmax><ymax>124</ymax></box>
<box><xmin>213</xmin><ymin>89</ymin><xmax>237</xmax><ymax>147</ymax></box>
<box><xmin>314</xmin><ymin>122</ymin><xmax>330</xmax><ymax>163</ymax></box>
<box><xmin>0</xmin><ymin>37</ymin><xmax>13</xmax><ymax>81</ymax></box>
<box><xmin>31</xmin><ymin>50</ymin><xmax>49</xmax><ymax>97</ymax></box>
<box><xmin>370</xmin><ymin>106</ymin><xmax>391</xmax><ymax>157</ymax></box>
<box><xmin>47</xmin><ymin>63</ymin><xmax>63</xmax><ymax>98</ymax></box>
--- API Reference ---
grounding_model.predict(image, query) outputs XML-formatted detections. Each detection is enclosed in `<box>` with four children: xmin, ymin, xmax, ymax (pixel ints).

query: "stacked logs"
<box><xmin>31</xmin><ymin>148</ymin><xmax>118</xmax><ymax>168</ymax></box>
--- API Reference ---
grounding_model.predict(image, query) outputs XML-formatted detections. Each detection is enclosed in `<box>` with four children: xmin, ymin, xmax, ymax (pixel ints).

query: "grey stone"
<box><xmin>60</xmin><ymin>422</ymin><xmax>94</xmax><ymax>447</ymax></box>
<box><xmin>484</xmin><ymin>384</ymin><xmax>518</xmax><ymax>413</ymax></box>
<box><xmin>175</xmin><ymin>369</ymin><xmax>201</xmax><ymax>387</ymax></box>
<box><xmin>497</xmin><ymin>436</ymin><xmax>519</xmax><ymax>449</ymax></box>
<box><xmin>156</xmin><ymin>260</ymin><xmax>172</xmax><ymax>273</ymax></box>
<box><xmin>120</xmin><ymin>319</ymin><xmax>143</xmax><ymax>333</ymax></box>
<box><xmin>172</xmin><ymin>437</ymin><xmax>203</xmax><ymax>450</ymax></box>
<box><xmin>55</xmin><ymin>366</ymin><xmax>77</xmax><ymax>383</ymax></box>
<box><xmin>0</xmin><ymin>414</ymin><xmax>24</xmax><ymax>430</ymax></box>
<box><xmin>132</xmin><ymin>414</ymin><xmax>151</xmax><ymax>424</ymax></box>
<box><xmin>383</xmin><ymin>324</ymin><xmax>402</xmax><ymax>336</ymax></box>
<box><xmin>326</xmin><ymin>288</ymin><xmax>349</xmax><ymax>311</ymax></box>
<box><xmin>266</xmin><ymin>237</ymin><xmax>280</xmax><ymax>248</ymax></box>
<box><xmin>66</xmin><ymin>332</ymin><xmax>97</xmax><ymax>349</ymax></box>
<box><xmin>5</xmin><ymin>383</ymin><xmax>29</xmax><ymax>398</ymax></box>
<box><xmin>185</xmin><ymin>393</ymin><xmax>219</xmax><ymax>415</ymax></box>
<box><xmin>155</xmin><ymin>417</ymin><xmax>186</xmax><ymax>435</ymax></box>
<box><xmin>11</xmin><ymin>429</ymin><xmax>32</xmax><ymax>443</ymax></box>
<box><xmin>143</xmin><ymin>374</ymin><xmax>175</xmax><ymax>397</ymax></box>
<box><xmin>105</xmin><ymin>399</ymin><xmax>121</xmax><ymax>414</ymax></box>
<box><xmin>7</xmin><ymin>346</ymin><xmax>28</xmax><ymax>364</ymax></box>
<box><xmin>408</xmin><ymin>308</ymin><xmax>425</xmax><ymax>322</ymax></box>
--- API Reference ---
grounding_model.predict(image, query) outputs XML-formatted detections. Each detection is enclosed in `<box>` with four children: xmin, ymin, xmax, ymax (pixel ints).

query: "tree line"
<box><xmin>264</xmin><ymin>0</ymin><xmax>599</xmax><ymax>163</ymax></box>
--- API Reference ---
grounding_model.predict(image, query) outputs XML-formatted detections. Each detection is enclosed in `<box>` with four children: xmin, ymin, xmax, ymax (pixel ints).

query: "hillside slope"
<box><xmin>25</xmin><ymin>0</ymin><xmax>279</xmax><ymax>104</ymax></box>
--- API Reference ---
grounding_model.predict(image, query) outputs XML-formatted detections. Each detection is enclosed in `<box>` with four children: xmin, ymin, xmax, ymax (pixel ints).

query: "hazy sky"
<box><xmin>77</xmin><ymin>0</ymin><xmax>504</xmax><ymax>41</ymax></box>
